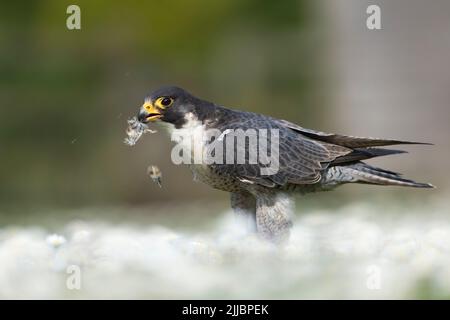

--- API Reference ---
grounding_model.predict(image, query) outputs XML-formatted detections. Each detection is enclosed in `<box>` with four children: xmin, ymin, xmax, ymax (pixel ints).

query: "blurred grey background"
<box><xmin>0</xmin><ymin>0</ymin><xmax>448</xmax><ymax>213</ymax></box>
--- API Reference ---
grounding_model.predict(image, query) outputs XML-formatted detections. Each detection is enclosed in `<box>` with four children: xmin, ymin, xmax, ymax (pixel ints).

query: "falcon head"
<box><xmin>137</xmin><ymin>86</ymin><xmax>204</xmax><ymax>128</ymax></box>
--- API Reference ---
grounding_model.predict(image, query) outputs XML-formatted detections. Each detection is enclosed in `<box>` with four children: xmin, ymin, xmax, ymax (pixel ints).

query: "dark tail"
<box><xmin>331</xmin><ymin>148</ymin><xmax>407</xmax><ymax>165</ymax></box>
<box><xmin>338</xmin><ymin>162</ymin><xmax>434</xmax><ymax>188</ymax></box>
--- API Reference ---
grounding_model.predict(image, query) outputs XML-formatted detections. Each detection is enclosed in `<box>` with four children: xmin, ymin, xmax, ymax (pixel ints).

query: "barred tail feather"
<box><xmin>326</xmin><ymin>162</ymin><xmax>434</xmax><ymax>188</ymax></box>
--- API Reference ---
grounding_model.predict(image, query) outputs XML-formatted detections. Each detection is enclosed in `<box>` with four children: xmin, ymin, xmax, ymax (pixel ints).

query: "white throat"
<box><xmin>165</xmin><ymin>112</ymin><xmax>206</xmax><ymax>161</ymax></box>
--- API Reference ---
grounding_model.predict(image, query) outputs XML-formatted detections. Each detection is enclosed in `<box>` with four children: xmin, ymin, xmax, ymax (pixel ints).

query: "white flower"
<box><xmin>46</xmin><ymin>234</ymin><xmax>67</xmax><ymax>248</ymax></box>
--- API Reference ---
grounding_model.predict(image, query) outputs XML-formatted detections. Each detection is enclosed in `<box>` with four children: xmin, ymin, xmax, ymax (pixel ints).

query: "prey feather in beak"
<box><xmin>138</xmin><ymin>101</ymin><xmax>163</xmax><ymax>123</ymax></box>
<box><xmin>124</xmin><ymin>117</ymin><xmax>156</xmax><ymax>146</ymax></box>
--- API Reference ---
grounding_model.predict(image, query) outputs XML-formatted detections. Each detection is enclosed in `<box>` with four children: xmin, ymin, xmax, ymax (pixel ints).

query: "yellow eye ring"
<box><xmin>155</xmin><ymin>97</ymin><xmax>173</xmax><ymax>109</ymax></box>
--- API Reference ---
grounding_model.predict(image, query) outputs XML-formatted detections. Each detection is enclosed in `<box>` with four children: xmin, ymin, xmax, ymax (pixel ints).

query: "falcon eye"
<box><xmin>154</xmin><ymin>96</ymin><xmax>173</xmax><ymax>109</ymax></box>
<box><xmin>160</xmin><ymin>97</ymin><xmax>173</xmax><ymax>107</ymax></box>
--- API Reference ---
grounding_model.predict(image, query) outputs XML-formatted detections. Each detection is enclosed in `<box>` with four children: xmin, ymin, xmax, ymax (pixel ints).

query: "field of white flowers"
<box><xmin>0</xmin><ymin>198</ymin><xmax>449</xmax><ymax>299</ymax></box>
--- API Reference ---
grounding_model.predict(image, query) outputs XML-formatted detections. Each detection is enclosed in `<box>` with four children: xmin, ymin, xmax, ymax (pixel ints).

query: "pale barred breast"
<box><xmin>189</xmin><ymin>164</ymin><xmax>243</xmax><ymax>193</ymax></box>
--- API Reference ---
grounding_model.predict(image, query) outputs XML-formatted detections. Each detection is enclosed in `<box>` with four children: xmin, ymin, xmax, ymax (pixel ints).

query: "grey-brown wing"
<box><xmin>276</xmin><ymin>119</ymin><xmax>431</xmax><ymax>148</ymax></box>
<box><xmin>207</xmin><ymin>111</ymin><xmax>351</xmax><ymax>187</ymax></box>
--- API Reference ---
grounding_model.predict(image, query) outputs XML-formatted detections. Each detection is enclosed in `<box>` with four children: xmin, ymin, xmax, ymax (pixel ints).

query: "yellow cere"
<box><xmin>143</xmin><ymin>101</ymin><xmax>155</xmax><ymax>112</ymax></box>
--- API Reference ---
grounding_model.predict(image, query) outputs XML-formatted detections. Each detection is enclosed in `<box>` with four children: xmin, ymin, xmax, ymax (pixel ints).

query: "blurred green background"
<box><xmin>0</xmin><ymin>0</ymin><xmax>328</xmax><ymax>208</ymax></box>
<box><xmin>0</xmin><ymin>0</ymin><xmax>446</xmax><ymax>212</ymax></box>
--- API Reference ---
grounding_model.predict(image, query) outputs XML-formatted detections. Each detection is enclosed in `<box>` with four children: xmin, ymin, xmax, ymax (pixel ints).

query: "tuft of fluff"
<box><xmin>124</xmin><ymin>117</ymin><xmax>156</xmax><ymax>146</ymax></box>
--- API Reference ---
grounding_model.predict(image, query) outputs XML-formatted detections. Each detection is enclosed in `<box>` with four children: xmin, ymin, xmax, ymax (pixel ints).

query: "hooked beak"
<box><xmin>137</xmin><ymin>101</ymin><xmax>163</xmax><ymax>123</ymax></box>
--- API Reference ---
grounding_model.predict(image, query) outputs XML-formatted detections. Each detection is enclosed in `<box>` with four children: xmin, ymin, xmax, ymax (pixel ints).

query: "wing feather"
<box><xmin>207</xmin><ymin>110</ymin><xmax>351</xmax><ymax>187</ymax></box>
<box><xmin>276</xmin><ymin>119</ymin><xmax>432</xmax><ymax>148</ymax></box>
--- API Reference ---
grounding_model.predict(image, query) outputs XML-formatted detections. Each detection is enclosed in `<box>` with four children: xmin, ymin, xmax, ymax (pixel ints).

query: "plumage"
<box><xmin>136</xmin><ymin>86</ymin><xmax>434</xmax><ymax>243</ymax></box>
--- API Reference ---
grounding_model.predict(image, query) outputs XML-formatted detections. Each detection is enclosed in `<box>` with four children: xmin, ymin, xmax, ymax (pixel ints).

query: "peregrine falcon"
<box><xmin>136</xmin><ymin>86</ymin><xmax>433</xmax><ymax>242</ymax></box>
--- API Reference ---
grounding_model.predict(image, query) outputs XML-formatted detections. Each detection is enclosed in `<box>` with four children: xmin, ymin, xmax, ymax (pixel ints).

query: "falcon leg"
<box><xmin>255</xmin><ymin>192</ymin><xmax>293</xmax><ymax>243</ymax></box>
<box><xmin>230</xmin><ymin>192</ymin><xmax>257</xmax><ymax>232</ymax></box>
